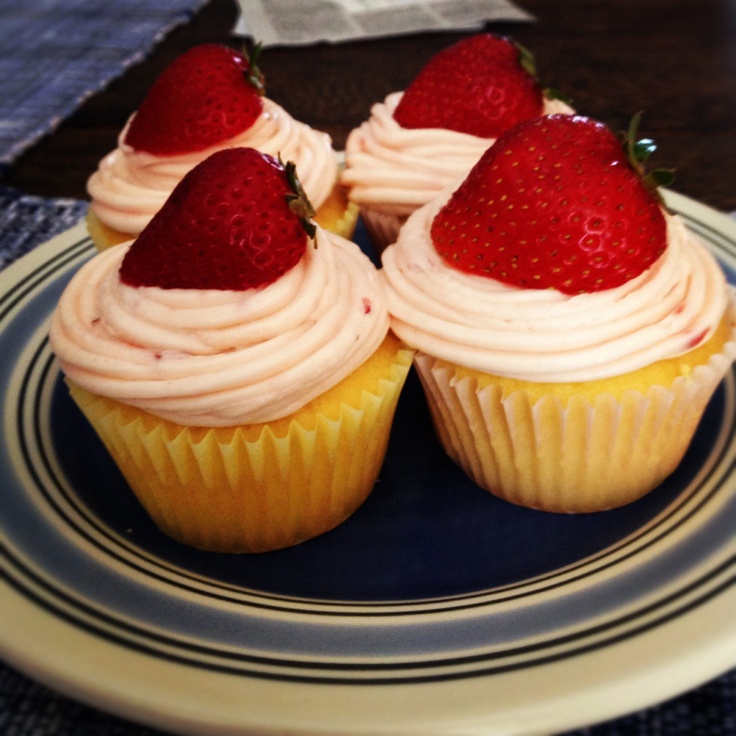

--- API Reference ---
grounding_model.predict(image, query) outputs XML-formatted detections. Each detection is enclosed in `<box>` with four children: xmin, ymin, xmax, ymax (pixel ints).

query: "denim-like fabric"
<box><xmin>0</xmin><ymin>0</ymin><xmax>208</xmax><ymax>169</ymax></box>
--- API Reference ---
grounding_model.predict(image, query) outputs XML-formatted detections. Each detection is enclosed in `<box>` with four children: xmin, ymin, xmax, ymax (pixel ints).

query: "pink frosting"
<box><xmin>50</xmin><ymin>229</ymin><xmax>389</xmax><ymax>426</ymax></box>
<box><xmin>87</xmin><ymin>98</ymin><xmax>339</xmax><ymax>236</ymax></box>
<box><xmin>342</xmin><ymin>92</ymin><xmax>573</xmax><ymax>217</ymax></box>
<box><xmin>382</xmin><ymin>192</ymin><xmax>732</xmax><ymax>382</ymax></box>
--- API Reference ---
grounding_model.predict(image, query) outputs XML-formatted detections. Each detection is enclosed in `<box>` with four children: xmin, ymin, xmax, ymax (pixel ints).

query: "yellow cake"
<box><xmin>415</xmin><ymin>310</ymin><xmax>735</xmax><ymax>512</ymax></box>
<box><xmin>51</xmin><ymin>148</ymin><xmax>412</xmax><ymax>551</ymax></box>
<box><xmin>67</xmin><ymin>333</ymin><xmax>412</xmax><ymax>552</ymax></box>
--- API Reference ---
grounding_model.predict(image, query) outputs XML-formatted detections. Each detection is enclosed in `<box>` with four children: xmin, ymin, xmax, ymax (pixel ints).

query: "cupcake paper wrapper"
<box><xmin>313</xmin><ymin>180</ymin><xmax>360</xmax><ymax>241</ymax></box>
<box><xmin>359</xmin><ymin>207</ymin><xmax>406</xmax><ymax>256</ymax></box>
<box><xmin>85</xmin><ymin>209</ymin><xmax>131</xmax><ymax>251</ymax></box>
<box><xmin>414</xmin><ymin>338</ymin><xmax>736</xmax><ymax>513</ymax></box>
<box><xmin>67</xmin><ymin>344</ymin><xmax>413</xmax><ymax>552</ymax></box>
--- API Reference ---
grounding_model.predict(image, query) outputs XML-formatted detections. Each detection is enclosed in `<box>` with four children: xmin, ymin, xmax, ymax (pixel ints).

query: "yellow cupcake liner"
<box><xmin>414</xmin><ymin>332</ymin><xmax>736</xmax><ymax>513</ymax></box>
<box><xmin>86</xmin><ymin>210</ymin><xmax>133</xmax><ymax>251</ymax></box>
<box><xmin>313</xmin><ymin>179</ymin><xmax>360</xmax><ymax>241</ymax></box>
<box><xmin>67</xmin><ymin>337</ymin><xmax>414</xmax><ymax>552</ymax></box>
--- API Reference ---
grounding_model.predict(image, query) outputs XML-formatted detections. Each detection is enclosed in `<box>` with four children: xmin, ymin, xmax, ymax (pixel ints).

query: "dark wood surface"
<box><xmin>2</xmin><ymin>0</ymin><xmax>735</xmax><ymax>213</ymax></box>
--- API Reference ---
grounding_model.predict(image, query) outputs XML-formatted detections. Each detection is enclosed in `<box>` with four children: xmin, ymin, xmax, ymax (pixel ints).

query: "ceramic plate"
<box><xmin>1</xmin><ymin>190</ymin><xmax>735</xmax><ymax>736</ymax></box>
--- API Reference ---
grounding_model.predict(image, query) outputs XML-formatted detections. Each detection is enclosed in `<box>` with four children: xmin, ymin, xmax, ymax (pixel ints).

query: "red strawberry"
<box><xmin>430</xmin><ymin>114</ymin><xmax>669</xmax><ymax>294</ymax></box>
<box><xmin>119</xmin><ymin>147</ymin><xmax>315</xmax><ymax>291</ymax></box>
<box><xmin>393</xmin><ymin>34</ymin><xmax>544</xmax><ymax>138</ymax></box>
<box><xmin>124</xmin><ymin>44</ymin><xmax>265</xmax><ymax>155</ymax></box>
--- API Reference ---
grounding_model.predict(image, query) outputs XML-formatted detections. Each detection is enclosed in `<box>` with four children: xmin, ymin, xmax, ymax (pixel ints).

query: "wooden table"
<box><xmin>2</xmin><ymin>0</ymin><xmax>735</xmax><ymax>214</ymax></box>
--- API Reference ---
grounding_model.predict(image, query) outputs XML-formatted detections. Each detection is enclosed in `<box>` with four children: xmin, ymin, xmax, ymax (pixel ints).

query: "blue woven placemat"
<box><xmin>0</xmin><ymin>187</ymin><xmax>734</xmax><ymax>735</ymax></box>
<box><xmin>0</xmin><ymin>0</ymin><xmax>209</xmax><ymax>171</ymax></box>
<box><xmin>0</xmin><ymin>185</ymin><xmax>87</xmax><ymax>268</ymax></box>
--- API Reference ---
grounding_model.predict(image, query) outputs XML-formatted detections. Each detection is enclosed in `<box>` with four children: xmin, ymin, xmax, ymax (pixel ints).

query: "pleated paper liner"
<box><xmin>65</xmin><ymin>335</ymin><xmax>414</xmax><ymax>553</ymax></box>
<box><xmin>413</xmin><ymin>305</ymin><xmax>736</xmax><ymax>514</ymax></box>
<box><xmin>85</xmin><ymin>209</ymin><xmax>131</xmax><ymax>251</ymax></box>
<box><xmin>312</xmin><ymin>179</ymin><xmax>360</xmax><ymax>241</ymax></box>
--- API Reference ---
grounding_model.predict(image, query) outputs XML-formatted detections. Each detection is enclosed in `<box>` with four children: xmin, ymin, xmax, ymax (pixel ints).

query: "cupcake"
<box><xmin>381</xmin><ymin>114</ymin><xmax>736</xmax><ymax>513</ymax></box>
<box><xmin>341</xmin><ymin>34</ymin><xmax>573</xmax><ymax>254</ymax></box>
<box><xmin>51</xmin><ymin>148</ymin><xmax>413</xmax><ymax>552</ymax></box>
<box><xmin>86</xmin><ymin>44</ymin><xmax>357</xmax><ymax>251</ymax></box>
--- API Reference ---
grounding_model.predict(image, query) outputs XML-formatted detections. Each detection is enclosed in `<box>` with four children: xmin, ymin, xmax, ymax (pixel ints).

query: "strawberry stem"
<box><xmin>515</xmin><ymin>40</ymin><xmax>572</xmax><ymax>106</ymax></box>
<box><xmin>623</xmin><ymin>112</ymin><xmax>675</xmax><ymax>200</ymax></box>
<box><xmin>282</xmin><ymin>158</ymin><xmax>316</xmax><ymax>239</ymax></box>
<box><xmin>243</xmin><ymin>41</ymin><xmax>266</xmax><ymax>96</ymax></box>
<box><xmin>515</xmin><ymin>41</ymin><xmax>537</xmax><ymax>78</ymax></box>
<box><xmin>543</xmin><ymin>86</ymin><xmax>573</xmax><ymax>104</ymax></box>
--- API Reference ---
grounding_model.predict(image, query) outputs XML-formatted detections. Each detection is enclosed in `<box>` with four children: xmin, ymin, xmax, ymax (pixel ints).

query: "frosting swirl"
<box><xmin>342</xmin><ymin>92</ymin><xmax>573</xmax><ymax>217</ymax></box>
<box><xmin>87</xmin><ymin>98</ymin><xmax>339</xmax><ymax>235</ymax></box>
<box><xmin>50</xmin><ymin>230</ymin><xmax>389</xmax><ymax>426</ymax></box>
<box><xmin>381</xmin><ymin>194</ymin><xmax>730</xmax><ymax>382</ymax></box>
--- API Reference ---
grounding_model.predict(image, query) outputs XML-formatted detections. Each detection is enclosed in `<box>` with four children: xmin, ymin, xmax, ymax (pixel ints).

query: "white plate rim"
<box><xmin>0</xmin><ymin>189</ymin><xmax>734</xmax><ymax>736</ymax></box>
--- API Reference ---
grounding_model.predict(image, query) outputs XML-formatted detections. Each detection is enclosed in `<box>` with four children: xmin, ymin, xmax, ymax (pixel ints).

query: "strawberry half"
<box><xmin>393</xmin><ymin>34</ymin><xmax>544</xmax><ymax>138</ymax></box>
<box><xmin>119</xmin><ymin>147</ymin><xmax>314</xmax><ymax>291</ymax></box>
<box><xmin>430</xmin><ymin>114</ymin><xmax>668</xmax><ymax>294</ymax></box>
<box><xmin>124</xmin><ymin>44</ymin><xmax>265</xmax><ymax>155</ymax></box>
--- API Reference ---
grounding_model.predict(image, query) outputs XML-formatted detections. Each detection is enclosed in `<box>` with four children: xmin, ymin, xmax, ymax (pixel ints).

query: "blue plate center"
<box><xmin>49</xmin><ymin>368</ymin><xmax>724</xmax><ymax>602</ymax></box>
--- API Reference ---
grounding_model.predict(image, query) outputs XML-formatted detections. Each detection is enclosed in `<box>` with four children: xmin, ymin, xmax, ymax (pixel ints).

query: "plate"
<box><xmin>1</xmin><ymin>190</ymin><xmax>735</xmax><ymax>736</ymax></box>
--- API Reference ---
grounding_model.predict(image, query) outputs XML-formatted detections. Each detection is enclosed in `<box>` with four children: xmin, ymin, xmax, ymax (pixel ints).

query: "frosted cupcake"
<box><xmin>51</xmin><ymin>148</ymin><xmax>413</xmax><ymax>552</ymax></box>
<box><xmin>87</xmin><ymin>44</ymin><xmax>357</xmax><ymax>250</ymax></box>
<box><xmin>341</xmin><ymin>34</ymin><xmax>573</xmax><ymax>253</ymax></box>
<box><xmin>381</xmin><ymin>114</ymin><xmax>736</xmax><ymax>513</ymax></box>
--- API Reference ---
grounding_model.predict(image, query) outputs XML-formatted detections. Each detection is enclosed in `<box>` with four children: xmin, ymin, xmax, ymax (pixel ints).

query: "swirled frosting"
<box><xmin>381</xmin><ymin>194</ymin><xmax>730</xmax><ymax>382</ymax></box>
<box><xmin>87</xmin><ymin>98</ymin><xmax>339</xmax><ymax>235</ymax></box>
<box><xmin>50</xmin><ymin>229</ymin><xmax>389</xmax><ymax>426</ymax></box>
<box><xmin>342</xmin><ymin>92</ymin><xmax>574</xmax><ymax>217</ymax></box>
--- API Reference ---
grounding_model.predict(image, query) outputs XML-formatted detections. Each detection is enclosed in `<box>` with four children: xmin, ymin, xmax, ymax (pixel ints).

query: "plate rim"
<box><xmin>1</xmin><ymin>191</ymin><xmax>735</xmax><ymax>735</ymax></box>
